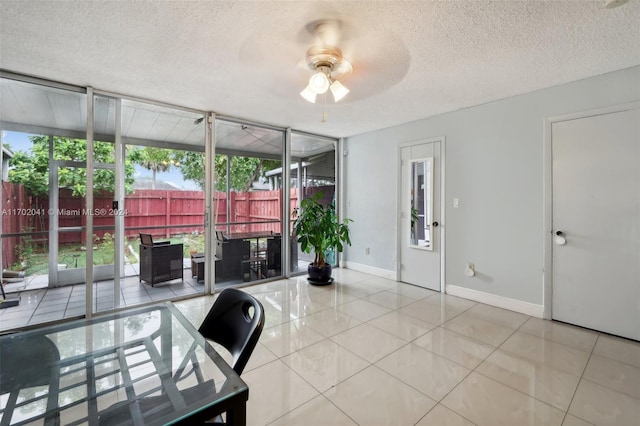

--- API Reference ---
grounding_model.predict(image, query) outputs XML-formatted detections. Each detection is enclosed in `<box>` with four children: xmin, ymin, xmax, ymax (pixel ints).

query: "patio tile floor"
<box><xmin>0</xmin><ymin>269</ymin><xmax>204</xmax><ymax>332</ymax></box>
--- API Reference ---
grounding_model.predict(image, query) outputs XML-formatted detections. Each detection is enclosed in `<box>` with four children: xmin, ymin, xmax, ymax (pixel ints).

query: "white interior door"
<box><xmin>399</xmin><ymin>141</ymin><xmax>441</xmax><ymax>291</ymax></box>
<box><xmin>552</xmin><ymin>107</ymin><xmax>640</xmax><ymax>340</ymax></box>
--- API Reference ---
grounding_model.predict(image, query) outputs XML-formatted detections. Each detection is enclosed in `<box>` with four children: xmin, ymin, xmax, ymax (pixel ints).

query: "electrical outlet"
<box><xmin>365</xmin><ymin>247</ymin><xmax>370</xmax><ymax>254</ymax></box>
<box><xmin>465</xmin><ymin>263</ymin><xmax>475</xmax><ymax>277</ymax></box>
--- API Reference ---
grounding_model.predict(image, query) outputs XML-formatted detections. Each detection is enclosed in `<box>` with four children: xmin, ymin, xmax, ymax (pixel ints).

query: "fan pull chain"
<box><xmin>321</xmin><ymin>92</ymin><xmax>328</xmax><ymax>123</ymax></box>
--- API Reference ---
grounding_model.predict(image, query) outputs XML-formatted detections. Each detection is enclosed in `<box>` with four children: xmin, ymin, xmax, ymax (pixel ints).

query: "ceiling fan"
<box><xmin>299</xmin><ymin>20</ymin><xmax>353</xmax><ymax>104</ymax></box>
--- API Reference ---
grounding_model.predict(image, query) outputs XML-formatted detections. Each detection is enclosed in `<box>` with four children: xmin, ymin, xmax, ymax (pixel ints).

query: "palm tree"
<box><xmin>137</xmin><ymin>148</ymin><xmax>178</xmax><ymax>189</ymax></box>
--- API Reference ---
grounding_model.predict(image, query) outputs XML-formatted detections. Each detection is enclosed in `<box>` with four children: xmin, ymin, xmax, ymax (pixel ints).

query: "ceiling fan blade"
<box><xmin>332</xmin><ymin>58</ymin><xmax>353</xmax><ymax>78</ymax></box>
<box><xmin>296</xmin><ymin>58</ymin><xmax>310</xmax><ymax>71</ymax></box>
<box><xmin>313</xmin><ymin>20</ymin><xmax>341</xmax><ymax>46</ymax></box>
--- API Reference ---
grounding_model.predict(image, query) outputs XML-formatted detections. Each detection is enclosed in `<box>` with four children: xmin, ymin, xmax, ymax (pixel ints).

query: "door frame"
<box><xmin>396</xmin><ymin>136</ymin><xmax>446</xmax><ymax>292</ymax></box>
<box><xmin>49</xmin><ymin>159</ymin><xmax>118</xmax><ymax>287</ymax></box>
<box><xmin>542</xmin><ymin>101</ymin><xmax>640</xmax><ymax>319</ymax></box>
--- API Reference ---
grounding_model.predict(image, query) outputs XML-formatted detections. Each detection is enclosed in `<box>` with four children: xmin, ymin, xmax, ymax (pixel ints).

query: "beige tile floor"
<box><xmin>174</xmin><ymin>269</ymin><xmax>640</xmax><ymax>426</ymax></box>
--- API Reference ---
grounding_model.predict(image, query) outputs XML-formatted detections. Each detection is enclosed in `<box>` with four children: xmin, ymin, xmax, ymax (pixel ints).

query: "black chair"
<box><xmin>138</xmin><ymin>233</ymin><xmax>183</xmax><ymax>286</ymax></box>
<box><xmin>199</xmin><ymin>288</ymin><xmax>265</xmax><ymax>375</ymax></box>
<box><xmin>99</xmin><ymin>289</ymin><xmax>264</xmax><ymax>425</ymax></box>
<box><xmin>0</xmin><ymin>335</ymin><xmax>61</xmax><ymax>426</ymax></box>
<box><xmin>197</xmin><ymin>288</ymin><xmax>265</xmax><ymax>424</ymax></box>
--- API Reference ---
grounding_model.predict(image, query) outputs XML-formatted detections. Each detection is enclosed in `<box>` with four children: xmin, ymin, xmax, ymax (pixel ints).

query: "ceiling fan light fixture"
<box><xmin>300</xmin><ymin>86</ymin><xmax>317</xmax><ymax>103</ymax></box>
<box><xmin>309</xmin><ymin>70</ymin><xmax>330</xmax><ymax>94</ymax></box>
<box><xmin>299</xmin><ymin>24</ymin><xmax>352</xmax><ymax>112</ymax></box>
<box><xmin>329</xmin><ymin>80</ymin><xmax>349</xmax><ymax>102</ymax></box>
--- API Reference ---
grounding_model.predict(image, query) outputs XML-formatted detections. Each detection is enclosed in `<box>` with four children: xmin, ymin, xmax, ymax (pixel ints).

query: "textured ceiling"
<box><xmin>0</xmin><ymin>0</ymin><xmax>638</xmax><ymax>138</ymax></box>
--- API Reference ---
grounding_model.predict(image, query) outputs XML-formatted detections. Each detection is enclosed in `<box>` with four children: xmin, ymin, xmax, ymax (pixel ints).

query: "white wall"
<box><xmin>344</xmin><ymin>66</ymin><xmax>640</xmax><ymax>306</ymax></box>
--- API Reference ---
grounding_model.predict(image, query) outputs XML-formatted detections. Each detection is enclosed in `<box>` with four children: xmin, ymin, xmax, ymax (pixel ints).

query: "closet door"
<box><xmin>552</xmin><ymin>107</ymin><xmax>639</xmax><ymax>340</ymax></box>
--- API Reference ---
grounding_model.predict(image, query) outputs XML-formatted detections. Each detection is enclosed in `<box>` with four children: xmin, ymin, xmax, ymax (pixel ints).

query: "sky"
<box><xmin>2</xmin><ymin>131</ymin><xmax>200</xmax><ymax>190</ymax></box>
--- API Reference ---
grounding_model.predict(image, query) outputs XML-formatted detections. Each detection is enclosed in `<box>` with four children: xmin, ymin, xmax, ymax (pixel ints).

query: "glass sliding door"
<box><xmin>90</xmin><ymin>94</ymin><xmax>120</xmax><ymax>312</ymax></box>
<box><xmin>119</xmin><ymin>99</ymin><xmax>206</xmax><ymax>307</ymax></box>
<box><xmin>290</xmin><ymin>132</ymin><xmax>338</xmax><ymax>274</ymax></box>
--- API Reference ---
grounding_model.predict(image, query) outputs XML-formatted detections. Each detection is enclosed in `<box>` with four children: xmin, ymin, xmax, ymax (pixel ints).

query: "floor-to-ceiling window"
<box><xmin>0</xmin><ymin>75</ymin><xmax>209</xmax><ymax>330</ymax></box>
<box><xmin>105</xmin><ymin>96</ymin><xmax>207</xmax><ymax>311</ymax></box>
<box><xmin>289</xmin><ymin>132</ymin><xmax>338</xmax><ymax>274</ymax></box>
<box><xmin>0</xmin><ymin>72</ymin><xmax>340</xmax><ymax>332</ymax></box>
<box><xmin>1</xmin><ymin>76</ymin><xmax>89</xmax><ymax>327</ymax></box>
<box><xmin>213</xmin><ymin>119</ymin><xmax>285</xmax><ymax>286</ymax></box>
<box><xmin>1</xmin><ymin>131</ymin><xmax>52</xmax><ymax>289</ymax></box>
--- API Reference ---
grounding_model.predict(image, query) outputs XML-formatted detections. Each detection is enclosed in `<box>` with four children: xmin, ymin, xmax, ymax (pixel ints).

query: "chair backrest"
<box><xmin>139</xmin><ymin>233</ymin><xmax>153</xmax><ymax>246</ymax></box>
<box><xmin>198</xmin><ymin>288</ymin><xmax>265</xmax><ymax>375</ymax></box>
<box><xmin>1</xmin><ymin>335</ymin><xmax>61</xmax><ymax>424</ymax></box>
<box><xmin>1</xmin><ymin>334</ymin><xmax>60</xmax><ymax>388</ymax></box>
<box><xmin>266</xmin><ymin>237</ymin><xmax>282</xmax><ymax>270</ymax></box>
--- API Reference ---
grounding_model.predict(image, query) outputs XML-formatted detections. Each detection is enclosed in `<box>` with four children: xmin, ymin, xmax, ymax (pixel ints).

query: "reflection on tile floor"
<box><xmin>172</xmin><ymin>269</ymin><xmax>640</xmax><ymax>426</ymax></box>
<box><xmin>1</xmin><ymin>260</ymin><xmax>307</xmax><ymax>332</ymax></box>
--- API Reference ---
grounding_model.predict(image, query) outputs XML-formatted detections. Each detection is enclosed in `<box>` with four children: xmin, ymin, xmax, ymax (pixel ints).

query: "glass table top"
<box><xmin>0</xmin><ymin>302</ymin><xmax>247</xmax><ymax>426</ymax></box>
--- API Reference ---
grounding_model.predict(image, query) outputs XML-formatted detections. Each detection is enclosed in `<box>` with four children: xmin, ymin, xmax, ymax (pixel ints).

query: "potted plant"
<box><xmin>292</xmin><ymin>192</ymin><xmax>352</xmax><ymax>284</ymax></box>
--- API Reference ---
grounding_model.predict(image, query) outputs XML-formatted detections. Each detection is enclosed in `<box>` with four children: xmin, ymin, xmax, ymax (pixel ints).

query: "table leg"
<box><xmin>225</xmin><ymin>401</ymin><xmax>246</xmax><ymax>426</ymax></box>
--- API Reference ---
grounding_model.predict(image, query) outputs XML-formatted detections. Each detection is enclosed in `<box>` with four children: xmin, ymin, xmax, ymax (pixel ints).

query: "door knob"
<box><xmin>432</xmin><ymin>222</ymin><xmax>439</xmax><ymax>227</ymax></box>
<box><xmin>554</xmin><ymin>230</ymin><xmax>566</xmax><ymax>245</ymax></box>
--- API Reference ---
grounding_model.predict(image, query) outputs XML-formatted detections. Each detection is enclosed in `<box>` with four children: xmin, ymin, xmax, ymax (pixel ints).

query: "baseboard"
<box><xmin>446</xmin><ymin>284</ymin><xmax>544</xmax><ymax>318</ymax></box>
<box><xmin>342</xmin><ymin>261</ymin><xmax>397</xmax><ymax>281</ymax></box>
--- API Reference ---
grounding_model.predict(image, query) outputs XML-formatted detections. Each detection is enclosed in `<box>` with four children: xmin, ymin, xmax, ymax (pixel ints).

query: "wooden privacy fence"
<box><xmin>1</xmin><ymin>181</ymin><xmax>40</xmax><ymax>270</ymax></box>
<box><xmin>2</xmin><ymin>183</ymin><xmax>335</xmax><ymax>268</ymax></box>
<box><xmin>124</xmin><ymin>190</ymin><xmax>205</xmax><ymax>239</ymax></box>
